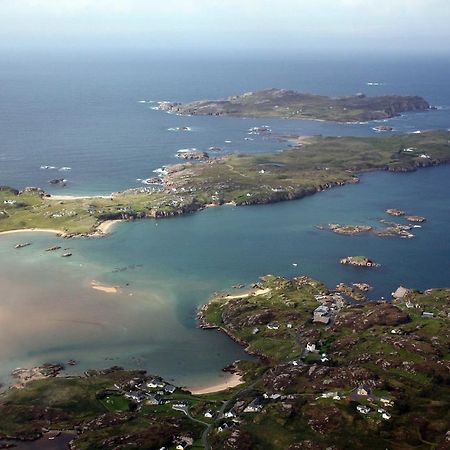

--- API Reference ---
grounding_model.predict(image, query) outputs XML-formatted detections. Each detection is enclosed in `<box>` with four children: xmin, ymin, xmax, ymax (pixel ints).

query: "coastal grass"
<box><xmin>203</xmin><ymin>275</ymin><xmax>450</xmax><ymax>449</ymax></box>
<box><xmin>1</xmin><ymin>130</ymin><xmax>450</xmax><ymax>235</ymax></box>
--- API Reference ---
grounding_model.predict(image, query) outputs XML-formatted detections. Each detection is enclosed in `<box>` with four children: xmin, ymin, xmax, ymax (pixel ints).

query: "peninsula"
<box><xmin>1</xmin><ymin>276</ymin><xmax>448</xmax><ymax>449</ymax></box>
<box><xmin>158</xmin><ymin>88</ymin><xmax>431</xmax><ymax>122</ymax></box>
<box><xmin>1</xmin><ymin>130</ymin><xmax>449</xmax><ymax>236</ymax></box>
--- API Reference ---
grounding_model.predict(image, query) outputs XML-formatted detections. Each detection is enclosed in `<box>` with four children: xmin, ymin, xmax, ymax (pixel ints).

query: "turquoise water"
<box><xmin>0</xmin><ymin>52</ymin><xmax>449</xmax><ymax>388</ymax></box>
<box><xmin>1</xmin><ymin>165</ymin><xmax>449</xmax><ymax>387</ymax></box>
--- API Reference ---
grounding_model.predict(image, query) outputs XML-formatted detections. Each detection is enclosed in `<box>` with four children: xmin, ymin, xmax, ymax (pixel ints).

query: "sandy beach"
<box><xmin>96</xmin><ymin>220</ymin><xmax>122</xmax><ymax>234</ymax></box>
<box><xmin>225</xmin><ymin>287</ymin><xmax>271</xmax><ymax>300</ymax></box>
<box><xmin>0</xmin><ymin>220</ymin><xmax>121</xmax><ymax>239</ymax></box>
<box><xmin>0</xmin><ymin>228</ymin><xmax>63</xmax><ymax>236</ymax></box>
<box><xmin>49</xmin><ymin>194</ymin><xmax>113</xmax><ymax>201</ymax></box>
<box><xmin>189</xmin><ymin>372</ymin><xmax>243</xmax><ymax>395</ymax></box>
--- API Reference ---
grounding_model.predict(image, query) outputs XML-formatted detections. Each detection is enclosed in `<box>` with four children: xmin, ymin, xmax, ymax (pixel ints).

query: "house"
<box><xmin>147</xmin><ymin>379</ymin><xmax>165</xmax><ymax>389</ymax></box>
<box><xmin>356</xmin><ymin>405</ymin><xmax>371</xmax><ymax>414</ymax></box>
<box><xmin>172</xmin><ymin>401</ymin><xmax>188</xmax><ymax>409</ymax></box>
<box><xmin>218</xmin><ymin>423</ymin><xmax>231</xmax><ymax>432</ymax></box>
<box><xmin>391</xmin><ymin>329</ymin><xmax>402</xmax><ymax>335</ymax></box>
<box><xmin>306</xmin><ymin>343</ymin><xmax>317</xmax><ymax>352</ymax></box>
<box><xmin>291</xmin><ymin>359</ymin><xmax>302</xmax><ymax>366</ymax></box>
<box><xmin>313</xmin><ymin>305</ymin><xmax>331</xmax><ymax>324</ymax></box>
<box><xmin>356</xmin><ymin>384</ymin><xmax>371</xmax><ymax>397</ymax></box>
<box><xmin>164</xmin><ymin>384</ymin><xmax>176</xmax><ymax>394</ymax></box>
<box><xmin>287</xmin><ymin>323</ymin><xmax>293</xmax><ymax>328</ymax></box>
<box><xmin>244</xmin><ymin>397</ymin><xmax>264</xmax><ymax>413</ymax></box>
<box><xmin>204</xmin><ymin>411</ymin><xmax>213</xmax><ymax>418</ymax></box>
<box><xmin>175</xmin><ymin>443</ymin><xmax>190</xmax><ymax>450</ymax></box>
<box><xmin>382</xmin><ymin>412</ymin><xmax>391</xmax><ymax>420</ymax></box>
<box><xmin>125</xmin><ymin>391</ymin><xmax>146</xmax><ymax>403</ymax></box>
<box><xmin>270</xmin><ymin>393</ymin><xmax>281</xmax><ymax>401</ymax></box>
<box><xmin>252</xmin><ymin>327</ymin><xmax>260</xmax><ymax>335</ymax></box>
<box><xmin>392</xmin><ymin>286</ymin><xmax>410</xmax><ymax>299</ymax></box>
<box><xmin>267</xmin><ymin>323</ymin><xmax>279</xmax><ymax>330</ymax></box>
<box><xmin>422</xmin><ymin>311</ymin><xmax>434</xmax><ymax>318</ymax></box>
<box><xmin>224</xmin><ymin>411</ymin><xmax>236</xmax><ymax>418</ymax></box>
<box><xmin>320</xmin><ymin>392</ymin><xmax>338</xmax><ymax>399</ymax></box>
<box><xmin>380</xmin><ymin>398</ymin><xmax>394</xmax><ymax>407</ymax></box>
<box><xmin>146</xmin><ymin>394</ymin><xmax>163</xmax><ymax>405</ymax></box>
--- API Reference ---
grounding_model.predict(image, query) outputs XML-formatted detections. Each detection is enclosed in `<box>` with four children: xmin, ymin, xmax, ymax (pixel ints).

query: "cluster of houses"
<box><xmin>317</xmin><ymin>384</ymin><xmax>394</xmax><ymax>421</ymax></box>
<box><xmin>252</xmin><ymin>322</ymin><xmax>293</xmax><ymax>335</ymax></box>
<box><xmin>3</xmin><ymin>199</ymin><xmax>16</xmax><ymax>205</ymax></box>
<box><xmin>312</xmin><ymin>293</ymin><xmax>345</xmax><ymax>325</ymax></box>
<box><xmin>393</xmin><ymin>286</ymin><xmax>436</xmax><ymax>318</ymax></box>
<box><xmin>158</xmin><ymin>436</ymin><xmax>193</xmax><ymax>450</ymax></box>
<box><xmin>114</xmin><ymin>377</ymin><xmax>177</xmax><ymax>406</ymax></box>
<box><xmin>305</xmin><ymin>342</ymin><xmax>329</xmax><ymax>363</ymax></box>
<box><xmin>218</xmin><ymin>391</ymin><xmax>291</xmax><ymax>431</ymax></box>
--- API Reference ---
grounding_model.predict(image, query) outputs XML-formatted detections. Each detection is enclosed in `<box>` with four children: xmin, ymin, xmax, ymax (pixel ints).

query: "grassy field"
<box><xmin>1</xmin><ymin>130</ymin><xmax>449</xmax><ymax>236</ymax></box>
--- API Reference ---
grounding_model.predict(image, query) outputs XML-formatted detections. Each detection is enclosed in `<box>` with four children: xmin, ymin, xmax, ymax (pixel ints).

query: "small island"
<box><xmin>327</xmin><ymin>224</ymin><xmax>373</xmax><ymax>235</ymax></box>
<box><xmin>340</xmin><ymin>256</ymin><xmax>380</xmax><ymax>267</ymax></box>
<box><xmin>158</xmin><ymin>88</ymin><xmax>432</xmax><ymax>123</ymax></box>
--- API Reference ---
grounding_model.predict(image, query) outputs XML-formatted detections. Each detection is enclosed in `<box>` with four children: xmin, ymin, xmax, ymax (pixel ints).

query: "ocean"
<box><xmin>0</xmin><ymin>51</ymin><xmax>449</xmax><ymax>388</ymax></box>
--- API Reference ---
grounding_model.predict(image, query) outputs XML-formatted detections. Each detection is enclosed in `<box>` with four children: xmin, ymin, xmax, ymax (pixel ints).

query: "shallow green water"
<box><xmin>1</xmin><ymin>165</ymin><xmax>449</xmax><ymax>388</ymax></box>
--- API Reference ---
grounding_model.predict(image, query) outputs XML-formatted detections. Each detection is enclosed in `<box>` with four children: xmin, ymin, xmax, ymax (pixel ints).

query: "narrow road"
<box><xmin>202</xmin><ymin>371</ymin><xmax>269</xmax><ymax>450</ymax></box>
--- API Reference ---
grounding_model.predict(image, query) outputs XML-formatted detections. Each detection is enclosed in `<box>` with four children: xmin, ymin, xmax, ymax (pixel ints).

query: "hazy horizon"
<box><xmin>1</xmin><ymin>0</ymin><xmax>450</xmax><ymax>55</ymax></box>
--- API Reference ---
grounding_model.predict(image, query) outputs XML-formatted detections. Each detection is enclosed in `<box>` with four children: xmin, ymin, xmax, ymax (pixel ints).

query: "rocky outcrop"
<box><xmin>339</xmin><ymin>256</ymin><xmax>380</xmax><ymax>267</ymax></box>
<box><xmin>334</xmin><ymin>302</ymin><xmax>410</xmax><ymax>331</ymax></box>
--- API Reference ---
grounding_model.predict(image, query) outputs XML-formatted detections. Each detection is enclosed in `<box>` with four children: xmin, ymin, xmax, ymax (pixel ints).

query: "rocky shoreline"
<box><xmin>1</xmin><ymin>131</ymin><xmax>448</xmax><ymax>238</ymax></box>
<box><xmin>339</xmin><ymin>256</ymin><xmax>380</xmax><ymax>268</ymax></box>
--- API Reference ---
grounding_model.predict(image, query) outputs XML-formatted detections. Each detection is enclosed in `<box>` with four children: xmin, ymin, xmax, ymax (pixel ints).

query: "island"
<box><xmin>158</xmin><ymin>88</ymin><xmax>431</xmax><ymax>122</ymax></box>
<box><xmin>0</xmin><ymin>130</ymin><xmax>449</xmax><ymax>237</ymax></box>
<box><xmin>339</xmin><ymin>256</ymin><xmax>380</xmax><ymax>267</ymax></box>
<box><xmin>1</xmin><ymin>275</ymin><xmax>448</xmax><ymax>449</ymax></box>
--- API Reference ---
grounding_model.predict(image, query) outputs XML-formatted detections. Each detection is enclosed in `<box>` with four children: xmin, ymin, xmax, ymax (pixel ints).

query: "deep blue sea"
<box><xmin>0</xmin><ymin>51</ymin><xmax>449</xmax><ymax>388</ymax></box>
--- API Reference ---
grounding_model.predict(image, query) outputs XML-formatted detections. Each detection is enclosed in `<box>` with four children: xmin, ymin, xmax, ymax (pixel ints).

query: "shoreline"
<box><xmin>1</xmin><ymin>132</ymin><xmax>449</xmax><ymax>238</ymax></box>
<box><xmin>95</xmin><ymin>219</ymin><xmax>122</xmax><ymax>235</ymax></box>
<box><xmin>0</xmin><ymin>220</ymin><xmax>122</xmax><ymax>239</ymax></box>
<box><xmin>189</xmin><ymin>372</ymin><xmax>243</xmax><ymax>395</ymax></box>
<box><xmin>0</xmin><ymin>228</ymin><xmax>63</xmax><ymax>236</ymax></box>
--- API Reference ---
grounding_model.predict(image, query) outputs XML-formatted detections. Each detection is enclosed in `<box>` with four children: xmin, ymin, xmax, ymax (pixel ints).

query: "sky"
<box><xmin>1</xmin><ymin>0</ymin><xmax>450</xmax><ymax>54</ymax></box>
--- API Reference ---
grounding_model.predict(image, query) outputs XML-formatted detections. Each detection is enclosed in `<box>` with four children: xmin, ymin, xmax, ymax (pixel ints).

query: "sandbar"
<box><xmin>91</xmin><ymin>280</ymin><xmax>120</xmax><ymax>294</ymax></box>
